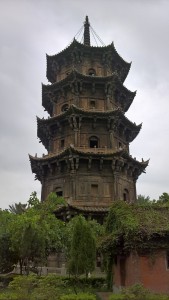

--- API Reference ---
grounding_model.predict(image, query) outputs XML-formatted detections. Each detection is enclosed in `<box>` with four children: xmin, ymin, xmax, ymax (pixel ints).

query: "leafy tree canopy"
<box><xmin>158</xmin><ymin>192</ymin><xmax>169</xmax><ymax>204</ymax></box>
<box><xmin>100</xmin><ymin>200</ymin><xmax>169</xmax><ymax>257</ymax></box>
<box><xmin>137</xmin><ymin>194</ymin><xmax>151</xmax><ymax>204</ymax></box>
<box><xmin>68</xmin><ymin>215</ymin><xmax>96</xmax><ymax>278</ymax></box>
<box><xmin>0</xmin><ymin>192</ymin><xmax>67</xmax><ymax>274</ymax></box>
<box><xmin>8</xmin><ymin>202</ymin><xmax>27</xmax><ymax>214</ymax></box>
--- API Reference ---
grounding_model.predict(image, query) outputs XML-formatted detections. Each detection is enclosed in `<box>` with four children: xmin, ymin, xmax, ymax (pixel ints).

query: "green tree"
<box><xmin>8</xmin><ymin>202</ymin><xmax>27</xmax><ymax>214</ymax></box>
<box><xmin>0</xmin><ymin>210</ymin><xmax>18</xmax><ymax>273</ymax></box>
<box><xmin>158</xmin><ymin>192</ymin><xmax>169</xmax><ymax>204</ymax></box>
<box><xmin>9</xmin><ymin>202</ymin><xmax>66</xmax><ymax>274</ymax></box>
<box><xmin>1</xmin><ymin>192</ymin><xmax>68</xmax><ymax>275</ymax></box>
<box><xmin>137</xmin><ymin>194</ymin><xmax>151</xmax><ymax>204</ymax></box>
<box><xmin>44</xmin><ymin>192</ymin><xmax>66</xmax><ymax>213</ymax></box>
<box><xmin>27</xmin><ymin>191</ymin><xmax>40</xmax><ymax>208</ymax></box>
<box><xmin>68</xmin><ymin>215</ymin><xmax>96</xmax><ymax>278</ymax></box>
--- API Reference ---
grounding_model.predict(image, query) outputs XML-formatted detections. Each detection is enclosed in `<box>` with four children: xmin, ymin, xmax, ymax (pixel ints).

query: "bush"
<box><xmin>60</xmin><ymin>293</ymin><xmax>96</xmax><ymax>300</ymax></box>
<box><xmin>67</xmin><ymin>277</ymin><xmax>106</xmax><ymax>289</ymax></box>
<box><xmin>0</xmin><ymin>274</ymin><xmax>15</xmax><ymax>288</ymax></box>
<box><xmin>109</xmin><ymin>284</ymin><xmax>169</xmax><ymax>300</ymax></box>
<box><xmin>109</xmin><ymin>295</ymin><xmax>125</xmax><ymax>300</ymax></box>
<box><xmin>0</xmin><ymin>293</ymin><xmax>18</xmax><ymax>300</ymax></box>
<box><xmin>0</xmin><ymin>275</ymin><xmax>104</xmax><ymax>300</ymax></box>
<box><xmin>5</xmin><ymin>275</ymin><xmax>62</xmax><ymax>300</ymax></box>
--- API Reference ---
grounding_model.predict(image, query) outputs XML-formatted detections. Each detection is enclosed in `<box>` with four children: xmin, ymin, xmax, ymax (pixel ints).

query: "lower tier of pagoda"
<box><xmin>29</xmin><ymin>146</ymin><xmax>148</xmax><ymax>204</ymax></box>
<box><xmin>54</xmin><ymin>204</ymin><xmax>109</xmax><ymax>224</ymax></box>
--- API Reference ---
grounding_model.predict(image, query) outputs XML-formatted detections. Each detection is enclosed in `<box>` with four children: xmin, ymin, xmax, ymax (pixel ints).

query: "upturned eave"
<box><xmin>46</xmin><ymin>39</ymin><xmax>131</xmax><ymax>83</ymax></box>
<box><xmin>37</xmin><ymin>104</ymin><xmax>141</xmax><ymax>135</ymax></box>
<box><xmin>43</xmin><ymin>69</ymin><xmax>135</xmax><ymax>113</ymax></box>
<box><xmin>29</xmin><ymin>145</ymin><xmax>148</xmax><ymax>177</ymax></box>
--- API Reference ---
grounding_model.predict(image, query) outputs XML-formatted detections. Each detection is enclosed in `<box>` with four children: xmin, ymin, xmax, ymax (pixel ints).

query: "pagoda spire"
<box><xmin>84</xmin><ymin>16</ymin><xmax>90</xmax><ymax>46</ymax></box>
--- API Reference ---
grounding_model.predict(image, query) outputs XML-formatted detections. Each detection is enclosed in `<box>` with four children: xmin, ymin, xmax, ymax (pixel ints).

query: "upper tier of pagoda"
<box><xmin>46</xmin><ymin>40</ymin><xmax>131</xmax><ymax>84</ymax></box>
<box><xmin>37</xmin><ymin>105</ymin><xmax>141</xmax><ymax>151</ymax></box>
<box><xmin>46</xmin><ymin>17</ymin><xmax>131</xmax><ymax>85</ymax></box>
<box><xmin>42</xmin><ymin>69</ymin><xmax>136</xmax><ymax>116</ymax></box>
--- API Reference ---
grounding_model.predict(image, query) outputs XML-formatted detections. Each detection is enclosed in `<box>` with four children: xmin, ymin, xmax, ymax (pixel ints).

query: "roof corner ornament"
<box><xmin>84</xmin><ymin>16</ymin><xmax>90</xmax><ymax>46</ymax></box>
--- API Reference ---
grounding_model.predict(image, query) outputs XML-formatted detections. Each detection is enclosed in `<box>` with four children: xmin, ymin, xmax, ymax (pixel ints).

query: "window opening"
<box><xmin>56</xmin><ymin>191</ymin><xmax>63</xmax><ymax>197</ymax></box>
<box><xmin>89</xmin><ymin>136</ymin><xmax>99</xmax><ymax>148</ymax></box>
<box><xmin>88</xmin><ymin>68</ymin><xmax>96</xmax><ymax>76</ymax></box>
<box><xmin>166</xmin><ymin>251</ymin><xmax>169</xmax><ymax>269</ymax></box>
<box><xmin>123</xmin><ymin>189</ymin><xmax>129</xmax><ymax>202</ymax></box>
<box><xmin>90</xmin><ymin>100</ymin><xmax>96</xmax><ymax>108</ymax></box>
<box><xmin>96</xmin><ymin>253</ymin><xmax>101</xmax><ymax>267</ymax></box>
<box><xmin>55</xmin><ymin>188</ymin><xmax>63</xmax><ymax>197</ymax></box>
<box><xmin>119</xmin><ymin>142</ymin><xmax>122</xmax><ymax>150</ymax></box>
<box><xmin>61</xmin><ymin>104</ymin><xmax>69</xmax><ymax>112</ymax></box>
<box><xmin>91</xmin><ymin>184</ymin><xmax>98</xmax><ymax>196</ymax></box>
<box><xmin>61</xmin><ymin>139</ymin><xmax>65</xmax><ymax>148</ymax></box>
<box><xmin>120</xmin><ymin>256</ymin><xmax>126</xmax><ymax>287</ymax></box>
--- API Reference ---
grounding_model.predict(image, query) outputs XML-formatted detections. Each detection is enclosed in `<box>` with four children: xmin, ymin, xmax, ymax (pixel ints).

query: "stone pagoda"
<box><xmin>29</xmin><ymin>16</ymin><xmax>148</xmax><ymax>212</ymax></box>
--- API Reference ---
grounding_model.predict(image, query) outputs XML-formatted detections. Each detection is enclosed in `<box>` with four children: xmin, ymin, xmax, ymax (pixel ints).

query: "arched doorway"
<box><xmin>89</xmin><ymin>136</ymin><xmax>99</xmax><ymax>148</ymax></box>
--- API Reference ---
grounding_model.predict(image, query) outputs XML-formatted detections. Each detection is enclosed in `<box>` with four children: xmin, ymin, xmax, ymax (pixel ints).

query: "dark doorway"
<box><xmin>123</xmin><ymin>189</ymin><xmax>129</xmax><ymax>202</ymax></box>
<box><xmin>120</xmin><ymin>256</ymin><xmax>126</xmax><ymax>287</ymax></box>
<box><xmin>89</xmin><ymin>136</ymin><xmax>99</xmax><ymax>148</ymax></box>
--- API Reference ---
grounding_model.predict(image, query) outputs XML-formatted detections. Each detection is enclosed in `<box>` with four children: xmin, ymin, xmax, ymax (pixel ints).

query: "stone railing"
<box><xmin>76</xmin><ymin>146</ymin><xmax>114</xmax><ymax>154</ymax></box>
<box><xmin>42</xmin><ymin>146</ymin><xmax>116</xmax><ymax>157</ymax></box>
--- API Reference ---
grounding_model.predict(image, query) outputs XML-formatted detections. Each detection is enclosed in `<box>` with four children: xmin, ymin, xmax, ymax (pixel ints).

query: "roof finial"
<box><xmin>84</xmin><ymin>16</ymin><xmax>90</xmax><ymax>46</ymax></box>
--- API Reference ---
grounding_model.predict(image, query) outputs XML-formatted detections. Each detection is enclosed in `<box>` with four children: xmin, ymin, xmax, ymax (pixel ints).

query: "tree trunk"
<box><xmin>19</xmin><ymin>259</ymin><xmax>23</xmax><ymax>275</ymax></box>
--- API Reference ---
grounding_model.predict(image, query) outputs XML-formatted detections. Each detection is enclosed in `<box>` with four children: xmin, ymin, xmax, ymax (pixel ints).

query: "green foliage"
<box><xmin>28</xmin><ymin>191</ymin><xmax>41</xmax><ymax>208</ymax></box>
<box><xmin>30</xmin><ymin>274</ymin><xmax>64</xmax><ymax>300</ymax></box>
<box><xmin>67</xmin><ymin>277</ymin><xmax>106</xmax><ymax>289</ymax></box>
<box><xmin>100</xmin><ymin>201</ymin><xmax>169</xmax><ymax>289</ymax></box>
<box><xmin>101</xmin><ymin>201</ymin><xmax>169</xmax><ymax>255</ymax></box>
<box><xmin>0</xmin><ymin>274</ymin><xmax>14</xmax><ymax>287</ymax></box>
<box><xmin>121</xmin><ymin>284</ymin><xmax>150</xmax><ymax>300</ymax></box>
<box><xmin>137</xmin><ymin>194</ymin><xmax>151</xmax><ymax>204</ymax></box>
<box><xmin>9</xmin><ymin>204</ymin><xmax>66</xmax><ymax>273</ymax></box>
<box><xmin>108</xmin><ymin>295</ymin><xmax>125</xmax><ymax>300</ymax></box>
<box><xmin>1</xmin><ymin>275</ymin><xmax>61</xmax><ymax>300</ymax></box>
<box><xmin>8</xmin><ymin>202</ymin><xmax>27</xmax><ymax>214</ymax></box>
<box><xmin>60</xmin><ymin>293</ymin><xmax>96</xmax><ymax>300</ymax></box>
<box><xmin>0</xmin><ymin>233</ymin><xmax>18</xmax><ymax>273</ymax></box>
<box><xmin>0</xmin><ymin>275</ymin><xmax>102</xmax><ymax>300</ymax></box>
<box><xmin>0</xmin><ymin>191</ymin><xmax>105</xmax><ymax>277</ymax></box>
<box><xmin>0</xmin><ymin>210</ymin><xmax>18</xmax><ymax>273</ymax></box>
<box><xmin>158</xmin><ymin>192</ymin><xmax>169</xmax><ymax>204</ymax></box>
<box><xmin>9</xmin><ymin>211</ymin><xmax>47</xmax><ymax>273</ymax></box>
<box><xmin>65</xmin><ymin>217</ymin><xmax>104</xmax><ymax>258</ymax></box>
<box><xmin>44</xmin><ymin>192</ymin><xmax>67</xmax><ymax>213</ymax></box>
<box><xmin>105</xmin><ymin>201</ymin><xmax>139</xmax><ymax>234</ymax></box>
<box><xmin>109</xmin><ymin>284</ymin><xmax>169</xmax><ymax>300</ymax></box>
<box><xmin>0</xmin><ymin>192</ymin><xmax>67</xmax><ymax>275</ymax></box>
<box><xmin>68</xmin><ymin>215</ymin><xmax>96</xmax><ymax>277</ymax></box>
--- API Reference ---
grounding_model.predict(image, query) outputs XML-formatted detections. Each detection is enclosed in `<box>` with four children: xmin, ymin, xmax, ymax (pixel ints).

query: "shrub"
<box><xmin>60</xmin><ymin>293</ymin><xmax>96</xmax><ymax>300</ymax></box>
<box><xmin>0</xmin><ymin>274</ymin><xmax>15</xmax><ymax>288</ymax></box>
<box><xmin>0</xmin><ymin>293</ymin><xmax>18</xmax><ymax>300</ymax></box>
<box><xmin>6</xmin><ymin>275</ymin><xmax>61</xmax><ymax>300</ymax></box>
<box><xmin>67</xmin><ymin>277</ymin><xmax>106</xmax><ymax>289</ymax></box>
<box><xmin>109</xmin><ymin>295</ymin><xmax>125</xmax><ymax>300</ymax></box>
<box><xmin>109</xmin><ymin>284</ymin><xmax>169</xmax><ymax>300</ymax></box>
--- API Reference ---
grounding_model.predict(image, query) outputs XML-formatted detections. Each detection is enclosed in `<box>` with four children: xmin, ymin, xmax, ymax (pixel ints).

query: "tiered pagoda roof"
<box><xmin>42</xmin><ymin>70</ymin><xmax>136</xmax><ymax>115</ymax></box>
<box><xmin>29</xmin><ymin>145</ymin><xmax>148</xmax><ymax>182</ymax></box>
<box><xmin>46</xmin><ymin>39</ymin><xmax>131</xmax><ymax>84</ymax></box>
<box><xmin>37</xmin><ymin>105</ymin><xmax>141</xmax><ymax>150</ymax></box>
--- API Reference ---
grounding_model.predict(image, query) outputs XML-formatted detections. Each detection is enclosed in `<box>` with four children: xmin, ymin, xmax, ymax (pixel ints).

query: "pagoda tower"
<box><xmin>29</xmin><ymin>17</ymin><xmax>148</xmax><ymax>208</ymax></box>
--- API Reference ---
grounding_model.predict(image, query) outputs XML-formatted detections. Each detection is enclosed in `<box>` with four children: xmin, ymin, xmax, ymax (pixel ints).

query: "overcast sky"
<box><xmin>0</xmin><ymin>0</ymin><xmax>169</xmax><ymax>209</ymax></box>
